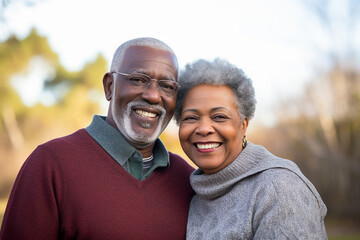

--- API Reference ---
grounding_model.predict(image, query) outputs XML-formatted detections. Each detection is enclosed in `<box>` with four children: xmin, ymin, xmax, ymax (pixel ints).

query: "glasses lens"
<box><xmin>124</xmin><ymin>73</ymin><xmax>178</xmax><ymax>96</ymax></box>
<box><xmin>158</xmin><ymin>80</ymin><xmax>178</xmax><ymax>96</ymax></box>
<box><xmin>127</xmin><ymin>74</ymin><xmax>150</xmax><ymax>90</ymax></box>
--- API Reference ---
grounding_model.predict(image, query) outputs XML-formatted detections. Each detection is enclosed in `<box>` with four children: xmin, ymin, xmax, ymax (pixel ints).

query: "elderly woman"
<box><xmin>174</xmin><ymin>59</ymin><xmax>327</xmax><ymax>239</ymax></box>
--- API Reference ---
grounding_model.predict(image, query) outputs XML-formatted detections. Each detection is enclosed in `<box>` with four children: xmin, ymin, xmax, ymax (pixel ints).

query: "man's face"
<box><xmin>107</xmin><ymin>46</ymin><xmax>178</xmax><ymax>148</ymax></box>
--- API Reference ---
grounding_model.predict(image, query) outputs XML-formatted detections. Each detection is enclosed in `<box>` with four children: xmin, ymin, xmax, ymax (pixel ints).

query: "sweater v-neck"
<box><xmin>85</xmin><ymin>115</ymin><xmax>169</xmax><ymax>180</ymax></box>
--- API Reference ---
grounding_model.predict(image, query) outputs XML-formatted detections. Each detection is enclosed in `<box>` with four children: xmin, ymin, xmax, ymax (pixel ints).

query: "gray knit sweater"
<box><xmin>186</xmin><ymin>143</ymin><xmax>327</xmax><ymax>240</ymax></box>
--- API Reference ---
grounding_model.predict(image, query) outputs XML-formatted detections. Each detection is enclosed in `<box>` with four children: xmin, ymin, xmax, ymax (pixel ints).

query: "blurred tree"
<box><xmin>0</xmin><ymin>28</ymin><xmax>107</xmax><ymax>147</ymax></box>
<box><xmin>0</xmin><ymin>29</ymin><xmax>107</xmax><ymax>198</ymax></box>
<box><xmin>273</xmin><ymin>0</ymin><xmax>360</xmax><ymax>219</ymax></box>
<box><xmin>0</xmin><ymin>28</ymin><xmax>58</xmax><ymax>149</ymax></box>
<box><xmin>0</xmin><ymin>0</ymin><xmax>39</xmax><ymax>21</ymax></box>
<box><xmin>303</xmin><ymin>0</ymin><xmax>360</xmax><ymax>59</ymax></box>
<box><xmin>277</xmin><ymin>63</ymin><xmax>360</xmax><ymax>219</ymax></box>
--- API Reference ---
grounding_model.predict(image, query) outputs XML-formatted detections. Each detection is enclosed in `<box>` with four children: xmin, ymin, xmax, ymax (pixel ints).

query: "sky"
<box><xmin>1</xmin><ymin>0</ymin><xmax>356</xmax><ymax>127</ymax></box>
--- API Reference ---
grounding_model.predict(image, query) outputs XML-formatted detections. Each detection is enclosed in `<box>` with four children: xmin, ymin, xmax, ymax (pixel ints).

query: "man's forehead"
<box><xmin>123</xmin><ymin>45</ymin><xmax>176</xmax><ymax>60</ymax></box>
<box><xmin>119</xmin><ymin>46</ymin><xmax>178</xmax><ymax>75</ymax></box>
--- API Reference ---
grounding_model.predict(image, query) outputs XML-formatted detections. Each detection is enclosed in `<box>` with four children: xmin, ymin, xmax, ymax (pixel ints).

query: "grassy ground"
<box><xmin>329</xmin><ymin>237</ymin><xmax>360</xmax><ymax>240</ymax></box>
<box><xmin>326</xmin><ymin>218</ymin><xmax>360</xmax><ymax>240</ymax></box>
<box><xmin>0</xmin><ymin>198</ymin><xmax>359</xmax><ymax>239</ymax></box>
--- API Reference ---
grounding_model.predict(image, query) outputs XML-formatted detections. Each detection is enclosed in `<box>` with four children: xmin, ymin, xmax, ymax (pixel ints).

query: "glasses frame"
<box><xmin>111</xmin><ymin>71</ymin><xmax>180</xmax><ymax>97</ymax></box>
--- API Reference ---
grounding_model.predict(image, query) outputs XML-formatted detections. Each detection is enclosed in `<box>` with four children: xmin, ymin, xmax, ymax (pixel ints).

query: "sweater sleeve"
<box><xmin>252</xmin><ymin>169</ymin><xmax>327</xmax><ymax>240</ymax></box>
<box><xmin>0</xmin><ymin>145</ymin><xmax>61</xmax><ymax>240</ymax></box>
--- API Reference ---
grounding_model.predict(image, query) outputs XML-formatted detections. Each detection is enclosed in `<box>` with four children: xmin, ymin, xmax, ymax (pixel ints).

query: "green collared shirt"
<box><xmin>86</xmin><ymin>115</ymin><xmax>169</xmax><ymax>180</ymax></box>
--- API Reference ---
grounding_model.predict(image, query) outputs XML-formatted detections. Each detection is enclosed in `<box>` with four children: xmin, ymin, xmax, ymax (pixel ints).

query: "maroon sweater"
<box><xmin>0</xmin><ymin>129</ymin><xmax>194</xmax><ymax>240</ymax></box>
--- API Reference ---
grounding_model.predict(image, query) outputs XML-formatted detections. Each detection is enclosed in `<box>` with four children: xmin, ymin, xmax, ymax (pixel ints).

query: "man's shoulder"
<box><xmin>38</xmin><ymin>128</ymin><xmax>91</xmax><ymax>152</ymax></box>
<box><xmin>20</xmin><ymin>129</ymin><xmax>91</xmax><ymax>170</ymax></box>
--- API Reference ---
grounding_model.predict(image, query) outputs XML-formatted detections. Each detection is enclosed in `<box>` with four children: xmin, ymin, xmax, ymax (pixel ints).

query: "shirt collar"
<box><xmin>85</xmin><ymin>115</ymin><xmax>169</xmax><ymax>169</ymax></box>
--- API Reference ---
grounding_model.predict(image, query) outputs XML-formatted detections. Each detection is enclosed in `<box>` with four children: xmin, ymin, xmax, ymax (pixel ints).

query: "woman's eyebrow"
<box><xmin>182</xmin><ymin>107</ymin><xmax>230</xmax><ymax>113</ymax></box>
<box><xmin>182</xmin><ymin>109</ymin><xmax>199</xmax><ymax>113</ymax></box>
<box><xmin>212</xmin><ymin>107</ymin><xmax>229</xmax><ymax>112</ymax></box>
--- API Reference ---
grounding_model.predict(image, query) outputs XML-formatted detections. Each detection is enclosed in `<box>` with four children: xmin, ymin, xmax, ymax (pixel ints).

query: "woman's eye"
<box><xmin>213</xmin><ymin>115</ymin><xmax>228</xmax><ymax>121</ymax></box>
<box><xmin>182</xmin><ymin>115</ymin><xmax>198</xmax><ymax>121</ymax></box>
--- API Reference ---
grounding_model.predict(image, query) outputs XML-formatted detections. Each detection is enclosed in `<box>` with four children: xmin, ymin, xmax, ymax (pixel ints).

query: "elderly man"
<box><xmin>0</xmin><ymin>38</ymin><xmax>194</xmax><ymax>240</ymax></box>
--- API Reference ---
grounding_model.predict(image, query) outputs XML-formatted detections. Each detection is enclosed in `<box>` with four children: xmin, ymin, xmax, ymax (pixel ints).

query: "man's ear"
<box><xmin>103</xmin><ymin>73</ymin><xmax>114</xmax><ymax>101</ymax></box>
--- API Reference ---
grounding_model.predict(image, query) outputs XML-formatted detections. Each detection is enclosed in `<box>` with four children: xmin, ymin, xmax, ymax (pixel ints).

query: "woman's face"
<box><xmin>179</xmin><ymin>84</ymin><xmax>248</xmax><ymax>174</ymax></box>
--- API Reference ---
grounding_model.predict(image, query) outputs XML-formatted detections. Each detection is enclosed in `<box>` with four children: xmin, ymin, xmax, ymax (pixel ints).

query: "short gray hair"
<box><xmin>174</xmin><ymin>58</ymin><xmax>256</xmax><ymax>124</ymax></box>
<box><xmin>110</xmin><ymin>37</ymin><xmax>178</xmax><ymax>72</ymax></box>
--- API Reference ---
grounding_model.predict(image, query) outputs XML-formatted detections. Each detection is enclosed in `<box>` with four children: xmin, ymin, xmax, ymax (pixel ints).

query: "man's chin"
<box><xmin>122</xmin><ymin>125</ymin><xmax>160</xmax><ymax>144</ymax></box>
<box><xmin>117</xmin><ymin>113</ymin><xmax>169</xmax><ymax>146</ymax></box>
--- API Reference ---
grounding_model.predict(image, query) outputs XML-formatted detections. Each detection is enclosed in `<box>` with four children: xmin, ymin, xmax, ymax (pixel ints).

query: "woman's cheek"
<box><xmin>179</xmin><ymin>125</ymin><xmax>193</xmax><ymax>153</ymax></box>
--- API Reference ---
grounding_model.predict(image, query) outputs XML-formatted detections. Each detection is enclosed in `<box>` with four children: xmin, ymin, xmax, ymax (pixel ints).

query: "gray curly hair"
<box><xmin>174</xmin><ymin>58</ymin><xmax>256</xmax><ymax>124</ymax></box>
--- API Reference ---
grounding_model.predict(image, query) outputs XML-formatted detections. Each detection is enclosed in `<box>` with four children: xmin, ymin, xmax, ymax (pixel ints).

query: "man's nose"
<box><xmin>141</xmin><ymin>81</ymin><xmax>161</xmax><ymax>104</ymax></box>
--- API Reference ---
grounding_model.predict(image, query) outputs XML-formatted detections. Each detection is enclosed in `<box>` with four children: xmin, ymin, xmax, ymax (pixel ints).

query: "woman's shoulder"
<box><xmin>252</xmin><ymin>162</ymin><xmax>316</xmax><ymax>201</ymax></box>
<box><xmin>255</xmin><ymin>167</ymin><xmax>308</xmax><ymax>191</ymax></box>
<box><xmin>253</xmin><ymin>167</ymin><xmax>327</xmax><ymax>215</ymax></box>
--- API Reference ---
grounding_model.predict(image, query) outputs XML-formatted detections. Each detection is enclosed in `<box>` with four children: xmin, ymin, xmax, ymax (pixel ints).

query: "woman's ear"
<box><xmin>103</xmin><ymin>73</ymin><xmax>114</xmax><ymax>101</ymax></box>
<box><xmin>242</xmin><ymin>117</ymin><xmax>249</xmax><ymax>132</ymax></box>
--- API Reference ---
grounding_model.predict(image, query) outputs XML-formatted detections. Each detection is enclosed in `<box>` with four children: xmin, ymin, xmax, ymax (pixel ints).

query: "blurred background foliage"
<box><xmin>1</xmin><ymin>28</ymin><xmax>359</xmax><ymax>238</ymax></box>
<box><xmin>0</xmin><ymin>0</ymin><xmax>360</xmax><ymax>238</ymax></box>
<box><xmin>0</xmin><ymin>28</ymin><xmax>107</xmax><ymax>198</ymax></box>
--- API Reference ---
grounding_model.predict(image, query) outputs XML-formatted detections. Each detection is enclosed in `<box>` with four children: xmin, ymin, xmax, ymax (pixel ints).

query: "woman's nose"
<box><xmin>195</xmin><ymin>119</ymin><xmax>215</xmax><ymax>136</ymax></box>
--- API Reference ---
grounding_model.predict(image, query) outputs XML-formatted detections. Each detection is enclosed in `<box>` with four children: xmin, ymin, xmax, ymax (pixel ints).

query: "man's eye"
<box><xmin>159</xmin><ymin>81</ymin><xmax>175</xmax><ymax>90</ymax></box>
<box><xmin>129</xmin><ymin>77</ymin><xmax>148</xmax><ymax>85</ymax></box>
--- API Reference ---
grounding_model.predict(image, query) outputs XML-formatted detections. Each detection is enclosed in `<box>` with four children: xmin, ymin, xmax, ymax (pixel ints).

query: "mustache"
<box><xmin>127</xmin><ymin>101</ymin><xmax>166</xmax><ymax>115</ymax></box>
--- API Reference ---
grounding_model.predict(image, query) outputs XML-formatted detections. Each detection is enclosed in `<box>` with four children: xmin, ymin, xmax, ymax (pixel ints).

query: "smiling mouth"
<box><xmin>195</xmin><ymin>143</ymin><xmax>222</xmax><ymax>150</ymax></box>
<box><xmin>135</xmin><ymin>109</ymin><xmax>158</xmax><ymax>118</ymax></box>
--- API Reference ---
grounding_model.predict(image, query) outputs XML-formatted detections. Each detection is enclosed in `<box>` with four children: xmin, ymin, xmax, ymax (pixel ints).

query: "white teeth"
<box><xmin>196</xmin><ymin>143</ymin><xmax>220</xmax><ymax>149</ymax></box>
<box><xmin>135</xmin><ymin>110</ymin><xmax>157</xmax><ymax>118</ymax></box>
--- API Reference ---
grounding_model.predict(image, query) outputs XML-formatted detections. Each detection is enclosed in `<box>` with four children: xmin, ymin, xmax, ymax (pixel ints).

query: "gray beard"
<box><xmin>112</xmin><ymin>100</ymin><xmax>169</xmax><ymax>146</ymax></box>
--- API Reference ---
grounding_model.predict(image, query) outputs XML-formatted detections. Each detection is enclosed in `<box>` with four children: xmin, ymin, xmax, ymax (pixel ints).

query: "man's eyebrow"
<box><xmin>129</xmin><ymin>69</ymin><xmax>147</xmax><ymax>74</ymax></box>
<box><xmin>129</xmin><ymin>69</ymin><xmax>175</xmax><ymax>81</ymax></box>
<box><xmin>160</xmin><ymin>75</ymin><xmax>176</xmax><ymax>81</ymax></box>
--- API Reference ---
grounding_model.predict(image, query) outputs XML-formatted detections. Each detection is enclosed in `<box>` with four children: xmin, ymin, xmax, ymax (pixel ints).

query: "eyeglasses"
<box><xmin>112</xmin><ymin>71</ymin><xmax>180</xmax><ymax>97</ymax></box>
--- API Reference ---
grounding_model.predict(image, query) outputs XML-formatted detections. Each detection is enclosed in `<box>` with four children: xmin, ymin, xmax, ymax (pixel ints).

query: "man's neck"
<box><xmin>138</xmin><ymin>145</ymin><xmax>155</xmax><ymax>158</ymax></box>
<box><xmin>105</xmin><ymin>115</ymin><xmax>156</xmax><ymax>158</ymax></box>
